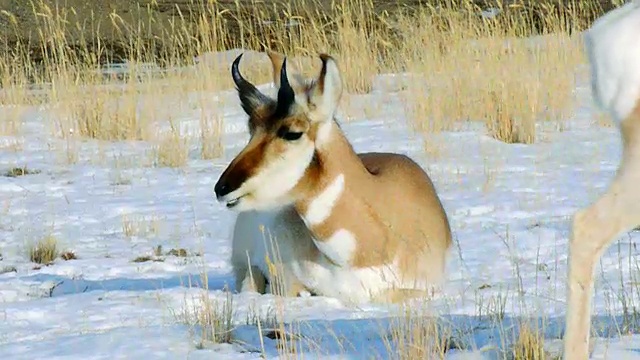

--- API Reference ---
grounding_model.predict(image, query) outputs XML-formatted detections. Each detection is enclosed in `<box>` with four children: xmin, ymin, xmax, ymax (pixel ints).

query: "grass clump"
<box><xmin>122</xmin><ymin>213</ymin><xmax>160</xmax><ymax>239</ymax></box>
<box><xmin>153</xmin><ymin>124</ymin><xmax>190</xmax><ymax>168</ymax></box>
<box><xmin>61</xmin><ymin>86</ymin><xmax>148</xmax><ymax>141</ymax></box>
<box><xmin>28</xmin><ymin>235</ymin><xmax>59</xmax><ymax>265</ymax></box>
<box><xmin>132</xmin><ymin>254</ymin><xmax>164</xmax><ymax>263</ymax></box>
<box><xmin>180</xmin><ymin>281</ymin><xmax>236</xmax><ymax>347</ymax></box>
<box><xmin>4</xmin><ymin>166</ymin><xmax>41</xmax><ymax>177</ymax></box>
<box><xmin>509</xmin><ymin>322</ymin><xmax>554</xmax><ymax>360</ymax></box>
<box><xmin>383</xmin><ymin>305</ymin><xmax>460</xmax><ymax>359</ymax></box>
<box><xmin>167</xmin><ymin>248</ymin><xmax>188</xmax><ymax>257</ymax></box>
<box><xmin>199</xmin><ymin>111</ymin><xmax>224</xmax><ymax>160</ymax></box>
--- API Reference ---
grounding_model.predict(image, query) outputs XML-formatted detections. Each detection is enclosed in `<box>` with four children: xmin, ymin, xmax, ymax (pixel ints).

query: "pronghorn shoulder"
<box><xmin>358</xmin><ymin>152</ymin><xmax>428</xmax><ymax>178</ymax></box>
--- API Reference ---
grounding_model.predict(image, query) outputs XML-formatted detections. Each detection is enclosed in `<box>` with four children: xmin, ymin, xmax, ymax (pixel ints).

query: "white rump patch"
<box><xmin>304</xmin><ymin>174</ymin><xmax>345</xmax><ymax>225</ymax></box>
<box><xmin>586</xmin><ymin>1</ymin><xmax>640</xmax><ymax>123</ymax></box>
<box><xmin>313</xmin><ymin>228</ymin><xmax>357</xmax><ymax>267</ymax></box>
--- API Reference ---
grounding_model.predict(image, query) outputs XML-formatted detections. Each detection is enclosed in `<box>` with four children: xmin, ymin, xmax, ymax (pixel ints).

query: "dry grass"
<box><xmin>199</xmin><ymin>108</ymin><xmax>225</xmax><ymax>160</ymax></box>
<box><xmin>0</xmin><ymin>0</ymin><xmax>608</xmax><ymax>160</ymax></box>
<box><xmin>383</xmin><ymin>305</ymin><xmax>457</xmax><ymax>359</ymax></box>
<box><xmin>27</xmin><ymin>234</ymin><xmax>59</xmax><ymax>265</ymax></box>
<box><xmin>398</xmin><ymin>4</ymin><xmax>585</xmax><ymax>143</ymax></box>
<box><xmin>509</xmin><ymin>322</ymin><xmax>553</xmax><ymax>360</ymax></box>
<box><xmin>179</xmin><ymin>278</ymin><xmax>236</xmax><ymax>347</ymax></box>
<box><xmin>153</xmin><ymin>123</ymin><xmax>190</xmax><ymax>168</ymax></box>
<box><xmin>3</xmin><ymin>166</ymin><xmax>40</xmax><ymax>178</ymax></box>
<box><xmin>122</xmin><ymin>213</ymin><xmax>161</xmax><ymax>239</ymax></box>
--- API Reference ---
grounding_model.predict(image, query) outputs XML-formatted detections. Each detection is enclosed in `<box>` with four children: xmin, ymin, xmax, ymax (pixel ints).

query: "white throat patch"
<box><xmin>304</xmin><ymin>174</ymin><xmax>345</xmax><ymax>226</ymax></box>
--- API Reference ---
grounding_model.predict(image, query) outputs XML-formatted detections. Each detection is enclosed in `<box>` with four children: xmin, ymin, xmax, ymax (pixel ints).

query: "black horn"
<box><xmin>274</xmin><ymin>57</ymin><xmax>295</xmax><ymax>118</ymax></box>
<box><xmin>231</xmin><ymin>53</ymin><xmax>272</xmax><ymax>116</ymax></box>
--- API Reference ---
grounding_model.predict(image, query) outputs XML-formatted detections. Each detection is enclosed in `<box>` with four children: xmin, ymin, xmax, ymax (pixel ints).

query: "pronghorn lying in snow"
<box><xmin>214</xmin><ymin>50</ymin><xmax>453</xmax><ymax>305</ymax></box>
<box><xmin>564</xmin><ymin>1</ymin><xmax>640</xmax><ymax>359</ymax></box>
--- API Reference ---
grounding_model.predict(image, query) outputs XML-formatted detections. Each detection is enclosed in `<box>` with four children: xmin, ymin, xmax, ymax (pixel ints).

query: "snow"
<box><xmin>2</xmin><ymin>45</ymin><xmax>640</xmax><ymax>359</ymax></box>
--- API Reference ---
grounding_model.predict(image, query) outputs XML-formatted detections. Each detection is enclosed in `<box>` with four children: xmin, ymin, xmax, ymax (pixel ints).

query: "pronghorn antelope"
<box><xmin>214</xmin><ymin>50</ymin><xmax>453</xmax><ymax>305</ymax></box>
<box><xmin>564</xmin><ymin>1</ymin><xmax>640</xmax><ymax>359</ymax></box>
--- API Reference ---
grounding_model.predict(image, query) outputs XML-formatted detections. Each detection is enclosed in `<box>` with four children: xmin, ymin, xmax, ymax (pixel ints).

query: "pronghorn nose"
<box><xmin>214</xmin><ymin>180</ymin><xmax>231</xmax><ymax>199</ymax></box>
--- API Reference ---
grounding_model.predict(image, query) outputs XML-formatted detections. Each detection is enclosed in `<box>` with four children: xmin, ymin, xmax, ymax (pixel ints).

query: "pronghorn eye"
<box><xmin>277</xmin><ymin>127</ymin><xmax>303</xmax><ymax>141</ymax></box>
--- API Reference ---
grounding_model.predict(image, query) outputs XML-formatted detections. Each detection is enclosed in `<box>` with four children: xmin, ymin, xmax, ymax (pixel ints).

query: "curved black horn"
<box><xmin>231</xmin><ymin>53</ymin><xmax>272</xmax><ymax>115</ymax></box>
<box><xmin>275</xmin><ymin>57</ymin><xmax>295</xmax><ymax>117</ymax></box>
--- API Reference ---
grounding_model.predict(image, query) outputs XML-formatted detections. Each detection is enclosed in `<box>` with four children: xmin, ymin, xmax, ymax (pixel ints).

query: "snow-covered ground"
<box><xmin>1</xmin><ymin>50</ymin><xmax>640</xmax><ymax>359</ymax></box>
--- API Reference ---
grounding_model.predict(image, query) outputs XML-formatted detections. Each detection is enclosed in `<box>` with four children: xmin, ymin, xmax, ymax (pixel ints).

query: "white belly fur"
<box><xmin>232</xmin><ymin>207</ymin><xmax>433</xmax><ymax>304</ymax></box>
<box><xmin>291</xmin><ymin>255</ymin><xmax>430</xmax><ymax>305</ymax></box>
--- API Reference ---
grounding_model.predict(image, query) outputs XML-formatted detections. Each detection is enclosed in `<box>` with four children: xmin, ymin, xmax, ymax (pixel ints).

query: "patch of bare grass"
<box><xmin>57</xmin><ymin>86</ymin><xmax>148</xmax><ymax>141</ymax></box>
<box><xmin>199</xmin><ymin>111</ymin><xmax>224</xmax><ymax>160</ymax></box>
<box><xmin>398</xmin><ymin>5</ymin><xmax>584</xmax><ymax>143</ymax></box>
<box><xmin>152</xmin><ymin>124</ymin><xmax>190</xmax><ymax>168</ymax></box>
<box><xmin>179</xmin><ymin>281</ymin><xmax>235</xmax><ymax>348</ymax></box>
<box><xmin>380</xmin><ymin>302</ymin><xmax>462</xmax><ymax>359</ymax></box>
<box><xmin>27</xmin><ymin>235</ymin><xmax>59</xmax><ymax>265</ymax></box>
<box><xmin>3</xmin><ymin>166</ymin><xmax>40</xmax><ymax>178</ymax></box>
<box><xmin>508</xmin><ymin>321</ymin><xmax>555</xmax><ymax>360</ymax></box>
<box><xmin>122</xmin><ymin>213</ymin><xmax>160</xmax><ymax>239</ymax></box>
<box><xmin>132</xmin><ymin>255</ymin><xmax>164</xmax><ymax>263</ymax></box>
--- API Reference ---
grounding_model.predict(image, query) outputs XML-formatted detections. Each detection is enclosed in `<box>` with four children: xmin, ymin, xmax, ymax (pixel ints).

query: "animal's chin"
<box><xmin>224</xmin><ymin>194</ymin><xmax>249</xmax><ymax>211</ymax></box>
<box><xmin>228</xmin><ymin>195</ymin><xmax>293</xmax><ymax>213</ymax></box>
<box><xmin>225</xmin><ymin>197</ymin><xmax>242</xmax><ymax>209</ymax></box>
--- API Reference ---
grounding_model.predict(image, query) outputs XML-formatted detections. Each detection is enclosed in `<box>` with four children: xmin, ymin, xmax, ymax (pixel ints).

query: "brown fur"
<box><xmin>294</xmin><ymin>122</ymin><xmax>452</xmax><ymax>281</ymax></box>
<box><xmin>216</xmin><ymin>132</ymin><xmax>267</xmax><ymax>191</ymax></box>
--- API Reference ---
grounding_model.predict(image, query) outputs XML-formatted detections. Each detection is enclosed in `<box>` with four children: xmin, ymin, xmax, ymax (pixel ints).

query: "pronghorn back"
<box><xmin>216</xmin><ymin>50</ymin><xmax>453</xmax><ymax>304</ymax></box>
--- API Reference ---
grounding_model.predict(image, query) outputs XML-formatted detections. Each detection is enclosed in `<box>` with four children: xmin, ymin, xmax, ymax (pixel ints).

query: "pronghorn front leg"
<box><xmin>235</xmin><ymin>264</ymin><xmax>267</xmax><ymax>294</ymax></box>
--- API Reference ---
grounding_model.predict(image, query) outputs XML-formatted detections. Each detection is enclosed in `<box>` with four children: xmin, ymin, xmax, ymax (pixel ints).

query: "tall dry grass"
<box><xmin>0</xmin><ymin>0</ymin><xmax>608</xmax><ymax>159</ymax></box>
<box><xmin>397</xmin><ymin>1</ymin><xmax>590</xmax><ymax>143</ymax></box>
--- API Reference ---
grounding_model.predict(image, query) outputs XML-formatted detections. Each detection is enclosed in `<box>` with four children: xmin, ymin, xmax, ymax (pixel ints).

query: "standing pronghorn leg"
<box><xmin>564</xmin><ymin>2</ymin><xmax>640</xmax><ymax>359</ymax></box>
<box><xmin>564</xmin><ymin>115</ymin><xmax>640</xmax><ymax>359</ymax></box>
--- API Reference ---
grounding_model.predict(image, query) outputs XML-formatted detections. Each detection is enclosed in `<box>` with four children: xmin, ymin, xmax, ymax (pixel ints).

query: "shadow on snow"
<box><xmin>7</xmin><ymin>271</ymin><xmax>236</xmax><ymax>297</ymax></box>
<box><xmin>230</xmin><ymin>312</ymin><xmax>640</xmax><ymax>359</ymax></box>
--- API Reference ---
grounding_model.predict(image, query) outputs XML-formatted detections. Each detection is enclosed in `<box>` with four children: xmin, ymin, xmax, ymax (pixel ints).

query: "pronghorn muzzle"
<box><xmin>214</xmin><ymin>140</ymin><xmax>264</xmax><ymax>208</ymax></box>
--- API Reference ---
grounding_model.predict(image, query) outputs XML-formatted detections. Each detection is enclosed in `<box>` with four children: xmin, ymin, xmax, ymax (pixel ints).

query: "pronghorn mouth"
<box><xmin>226</xmin><ymin>195</ymin><xmax>245</xmax><ymax>208</ymax></box>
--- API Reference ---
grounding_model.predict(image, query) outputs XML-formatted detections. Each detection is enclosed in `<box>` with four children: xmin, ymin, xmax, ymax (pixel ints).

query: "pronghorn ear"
<box><xmin>266</xmin><ymin>49</ymin><xmax>308</xmax><ymax>94</ymax></box>
<box><xmin>307</xmin><ymin>54</ymin><xmax>343</xmax><ymax>123</ymax></box>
